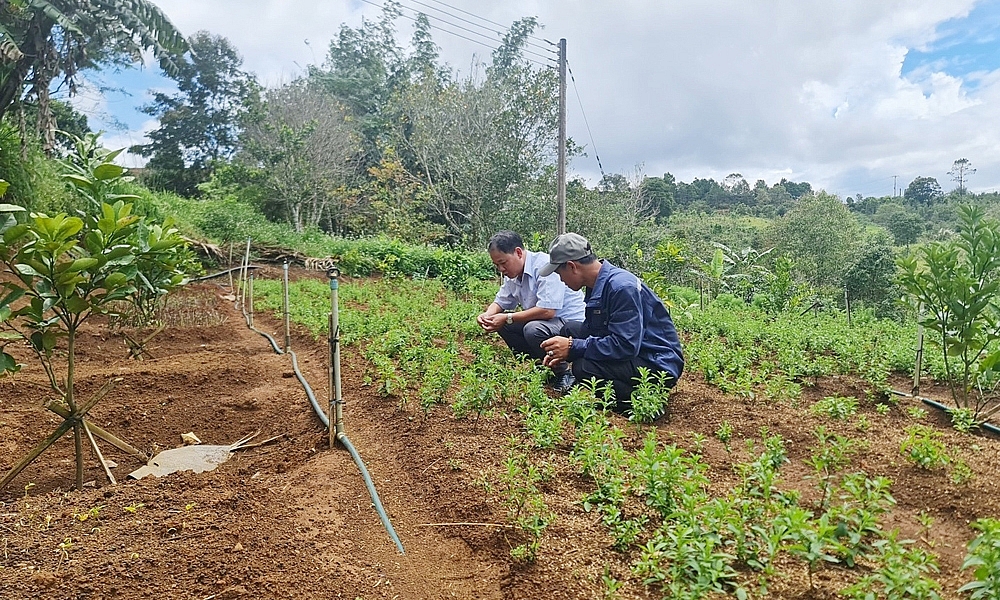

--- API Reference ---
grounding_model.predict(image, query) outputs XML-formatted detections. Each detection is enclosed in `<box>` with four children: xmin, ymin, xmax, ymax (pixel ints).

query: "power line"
<box><xmin>416</xmin><ymin>0</ymin><xmax>552</xmax><ymax>46</ymax></box>
<box><xmin>359</xmin><ymin>0</ymin><xmax>553</xmax><ymax>67</ymax></box>
<box><xmin>394</xmin><ymin>0</ymin><xmax>556</xmax><ymax>55</ymax></box>
<box><xmin>567</xmin><ymin>61</ymin><xmax>605</xmax><ymax>177</ymax></box>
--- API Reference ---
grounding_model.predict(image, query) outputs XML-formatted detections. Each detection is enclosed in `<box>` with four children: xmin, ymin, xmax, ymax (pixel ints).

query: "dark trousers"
<box><xmin>498</xmin><ymin>317</ymin><xmax>568</xmax><ymax>375</ymax></box>
<box><xmin>560</xmin><ymin>321</ymin><xmax>674</xmax><ymax>413</ymax></box>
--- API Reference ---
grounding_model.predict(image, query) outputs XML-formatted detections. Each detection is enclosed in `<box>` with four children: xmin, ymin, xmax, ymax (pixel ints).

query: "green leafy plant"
<box><xmin>811</xmin><ymin>395</ymin><xmax>859</xmax><ymax>420</ymax></box>
<box><xmin>784</xmin><ymin>509</ymin><xmax>840</xmax><ymax>589</ymax></box>
<box><xmin>950</xmin><ymin>407</ymin><xmax>979</xmax><ymax>434</ymax></box>
<box><xmin>842</xmin><ymin>532</ymin><xmax>941</xmax><ymax>600</ymax></box>
<box><xmin>806</xmin><ymin>427</ymin><xmax>858</xmax><ymax>509</ymax></box>
<box><xmin>898</xmin><ymin>204</ymin><xmax>1000</xmax><ymax>423</ymax></box>
<box><xmin>960</xmin><ymin>518</ymin><xmax>1000</xmax><ymax>600</ymax></box>
<box><xmin>899</xmin><ymin>426</ymin><xmax>950</xmax><ymax>470</ymax></box>
<box><xmin>0</xmin><ymin>136</ymin><xmax>189</xmax><ymax>491</ymax></box>
<box><xmin>629</xmin><ymin>367</ymin><xmax>673</xmax><ymax>423</ymax></box>
<box><xmin>951</xmin><ymin>459</ymin><xmax>975</xmax><ymax>485</ymax></box>
<box><xmin>715</xmin><ymin>420</ymin><xmax>734</xmax><ymax>450</ymax></box>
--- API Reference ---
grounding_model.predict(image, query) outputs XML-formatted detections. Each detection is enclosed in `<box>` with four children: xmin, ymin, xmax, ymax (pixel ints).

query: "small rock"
<box><xmin>232</xmin><ymin>542</ymin><xmax>244</xmax><ymax>552</ymax></box>
<box><xmin>106</xmin><ymin>460</ymin><xmax>118</xmax><ymax>469</ymax></box>
<box><xmin>82</xmin><ymin>480</ymin><xmax>96</xmax><ymax>488</ymax></box>
<box><xmin>180</xmin><ymin>432</ymin><xmax>202</xmax><ymax>446</ymax></box>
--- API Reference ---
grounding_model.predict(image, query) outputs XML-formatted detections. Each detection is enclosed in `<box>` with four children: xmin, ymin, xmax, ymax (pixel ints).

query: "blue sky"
<box><xmin>903</xmin><ymin>0</ymin><xmax>1000</xmax><ymax>88</ymax></box>
<box><xmin>77</xmin><ymin>0</ymin><xmax>1000</xmax><ymax>197</ymax></box>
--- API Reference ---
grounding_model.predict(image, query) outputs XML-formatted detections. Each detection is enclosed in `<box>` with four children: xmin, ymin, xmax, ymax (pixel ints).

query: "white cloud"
<box><xmin>92</xmin><ymin>0</ymin><xmax>999</xmax><ymax>196</ymax></box>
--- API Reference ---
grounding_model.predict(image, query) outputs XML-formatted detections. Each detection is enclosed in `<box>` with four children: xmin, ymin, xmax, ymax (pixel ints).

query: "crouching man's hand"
<box><xmin>477</xmin><ymin>312</ymin><xmax>505</xmax><ymax>333</ymax></box>
<box><xmin>540</xmin><ymin>336</ymin><xmax>571</xmax><ymax>367</ymax></box>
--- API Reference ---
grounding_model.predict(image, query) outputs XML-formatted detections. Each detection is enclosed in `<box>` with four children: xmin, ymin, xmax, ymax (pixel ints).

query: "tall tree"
<box><xmin>393</xmin><ymin>17</ymin><xmax>558</xmax><ymax>245</ymax></box>
<box><xmin>238</xmin><ymin>81</ymin><xmax>358</xmax><ymax>232</ymax></box>
<box><xmin>310</xmin><ymin>1</ymin><xmax>407</xmax><ymax>168</ymax></box>
<box><xmin>131</xmin><ymin>31</ymin><xmax>256</xmax><ymax>196</ymax></box>
<box><xmin>0</xmin><ymin>0</ymin><xmax>187</xmax><ymax>151</ymax></box>
<box><xmin>949</xmin><ymin>158</ymin><xmax>976</xmax><ymax>195</ymax></box>
<box><xmin>639</xmin><ymin>173</ymin><xmax>676</xmax><ymax>219</ymax></box>
<box><xmin>873</xmin><ymin>202</ymin><xmax>923</xmax><ymax>245</ymax></box>
<box><xmin>903</xmin><ymin>176</ymin><xmax>943</xmax><ymax>206</ymax></box>
<box><xmin>769</xmin><ymin>192</ymin><xmax>863</xmax><ymax>289</ymax></box>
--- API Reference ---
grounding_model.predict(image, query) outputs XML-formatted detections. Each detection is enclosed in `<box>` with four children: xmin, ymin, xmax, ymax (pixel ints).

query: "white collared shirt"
<box><xmin>494</xmin><ymin>250</ymin><xmax>585</xmax><ymax>321</ymax></box>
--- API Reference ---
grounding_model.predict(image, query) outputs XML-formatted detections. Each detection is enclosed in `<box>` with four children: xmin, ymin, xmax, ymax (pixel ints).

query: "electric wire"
<box><xmin>567</xmin><ymin>61</ymin><xmax>605</xmax><ymax>177</ymax></box>
<box><xmin>416</xmin><ymin>0</ymin><xmax>552</xmax><ymax>45</ymax></box>
<box><xmin>394</xmin><ymin>0</ymin><xmax>556</xmax><ymax>55</ymax></box>
<box><xmin>358</xmin><ymin>0</ymin><xmax>553</xmax><ymax>67</ymax></box>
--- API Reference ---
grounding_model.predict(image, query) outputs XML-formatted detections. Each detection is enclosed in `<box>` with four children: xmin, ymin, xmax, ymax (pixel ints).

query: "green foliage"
<box><xmin>843</xmin><ymin>533</ymin><xmax>941</xmax><ymax>600</ymax></box>
<box><xmin>811</xmin><ymin>395</ymin><xmax>859</xmax><ymax>420</ymax></box>
<box><xmin>715</xmin><ymin>421</ymin><xmax>734</xmax><ymax>450</ymax></box>
<box><xmin>844</xmin><ymin>231</ymin><xmax>903</xmax><ymax>318</ymax></box>
<box><xmin>904</xmin><ymin>177</ymin><xmax>944</xmax><ymax>207</ymax></box>
<box><xmin>899</xmin><ymin>426</ymin><xmax>950</xmax><ymax>470</ymax></box>
<box><xmin>806</xmin><ymin>427</ymin><xmax>858</xmax><ymax>508</ymax></box>
<box><xmin>950</xmin><ymin>407</ymin><xmax>979</xmax><ymax>433</ymax></box>
<box><xmin>960</xmin><ymin>518</ymin><xmax>1000</xmax><ymax>600</ymax></box>
<box><xmin>0</xmin><ymin>0</ymin><xmax>188</xmax><ymax>148</ymax></box>
<box><xmin>498</xmin><ymin>444</ymin><xmax>554</xmax><ymax>563</ymax></box>
<box><xmin>133</xmin><ymin>31</ymin><xmax>257</xmax><ymax>196</ymax></box>
<box><xmin>754</xmin><ymin>255</ymin><xmax>810</xmax><ymax>314</ymax></box>
<box><xmin>0</xmin><ymin>139</ymin><xmax>189</xmax><ymax>382</ymax></box>
<box><xmin>898</xmin><ymin>205</ymin><xmax>1000</xmax><ymax>419</ymax></box>
<box><xmin>683</xmin><ymin>300</ymin><xmax>914</xmax><ymax>400</ymax></box>
<box><xmin>629</xmin><ymin>367</ymin><xmax>672</xmax><ymax>423</ymax></box>
<box><xmin>770</xmin><ymin>192</ymin><xmax>863</xmax><ymax>289</ymax></box>
<box><xmin>56</xmin><ymin>132</ymin><xmax>142</xmax><ymax>209</ymax></box>
<box><xmin>873</xmin><ymin>203</ymin><xmax>925</xmax><ymax>245</ymax></box>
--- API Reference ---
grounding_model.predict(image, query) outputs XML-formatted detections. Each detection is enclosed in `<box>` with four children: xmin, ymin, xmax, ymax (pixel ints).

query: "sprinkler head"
<box><xmin>326</xmin><ymin>266</ymin><xmax>340</xmax><ymax>280</ymax></box>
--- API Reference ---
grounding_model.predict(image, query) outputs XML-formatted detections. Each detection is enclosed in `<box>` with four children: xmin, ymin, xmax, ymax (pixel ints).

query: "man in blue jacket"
<box><xmin>539</xmin><ymin>233</ymin><xmax>684</xmax><ymax>414</ymax></box>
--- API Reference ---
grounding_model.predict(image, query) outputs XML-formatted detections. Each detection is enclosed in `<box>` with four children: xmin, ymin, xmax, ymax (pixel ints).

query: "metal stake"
<box><xmin>283</xmin><ymin>261</ymin><xmax>291</xmax><ymax>353</ymax></box>
<box><xmin>913</xmin><ymin>304</ymin><xmax>924</xmax><ymax>396</ymax></box>
<box><xmin>328</xmin><ymin>267</ymin><xmax>344</xmax><ymax>448</ymax></box>
<box><xmin>248</xmin><ymin>273</ymin><xmax>254</xmax><ymax>328</ymax></box>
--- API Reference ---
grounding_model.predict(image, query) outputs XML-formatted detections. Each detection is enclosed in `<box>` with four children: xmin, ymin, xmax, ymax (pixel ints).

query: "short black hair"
<box><xmin>487</xmin><ymin>230</ymin><xmax>523</xmax><ymax>254</ymax></box>
<box><xmin>575</xmin><ymin>254</ymin><xmax>597</xmax><ymax>265</ymax></box>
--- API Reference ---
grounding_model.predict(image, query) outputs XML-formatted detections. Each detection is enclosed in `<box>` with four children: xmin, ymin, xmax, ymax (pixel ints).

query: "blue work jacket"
<box><xmin>567</xmin><ymin>261</ymin><xmax>684</xmax><ymax>380</ymax></box>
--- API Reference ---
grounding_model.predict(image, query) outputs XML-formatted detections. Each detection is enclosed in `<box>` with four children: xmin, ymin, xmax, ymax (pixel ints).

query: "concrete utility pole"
<box><xmin>557</xmin><ymin>38</ymin><xmax>567</xmax><ymax>236</ymax></box>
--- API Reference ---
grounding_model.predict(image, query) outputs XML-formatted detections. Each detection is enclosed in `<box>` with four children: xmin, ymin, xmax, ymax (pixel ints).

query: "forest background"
<box><xmin>1</xmin><ymin>1</ymin><xmax>997</xmax><ymax>318</ymax></box>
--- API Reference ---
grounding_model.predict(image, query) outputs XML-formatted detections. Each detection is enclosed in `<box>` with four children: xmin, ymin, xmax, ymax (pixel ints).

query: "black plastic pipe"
<box><xmin>890</xmin><ymin>389</ymin><xmax>1000</xmax><ymax>436</ymax></box>
<box><xmin>235</xmin><ymin>268</ymin><xmax>405</xmax><ymax>555</ymax></box>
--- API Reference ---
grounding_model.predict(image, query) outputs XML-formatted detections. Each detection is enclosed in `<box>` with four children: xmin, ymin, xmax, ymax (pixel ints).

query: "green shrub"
<box><xmin>811</xmin><ymin>395</ymin><xmax>859</xmax><ymax>420</ymax></box>
<box><xmin>899</xmin><ymin>426</ymin><xmax>950</xmax><ymax>470</ymax></box>
<box><xmin>960</xmin><ymin>518</ymin><xmax>1000</xmax><ymax>600</ymax></box>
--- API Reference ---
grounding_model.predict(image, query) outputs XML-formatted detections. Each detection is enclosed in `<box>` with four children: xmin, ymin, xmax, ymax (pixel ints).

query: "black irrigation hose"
<box><xmin>249</xmin><ymin>323</ymin><xmax>285</xmax><ymax>355</ymax></box>
<box><xmin>890</xmin><ymin>389</ymin><xmax>1000</xmax><ymax>437</ymax></box>
<box><xmin>235</xmin><ymin>275</ymin><xmax>406</xmax><ymax>555</ymax></box>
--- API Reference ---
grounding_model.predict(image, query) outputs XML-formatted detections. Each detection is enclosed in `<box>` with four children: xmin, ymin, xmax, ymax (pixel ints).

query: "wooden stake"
<box><xmin>0</xmin><ymin>419</ymin><xmax>75</xmax><ymax>491</ymax></box>
<box><xmin>84</xmin><ymin>422</ymin><xmax>116</xmax><ymax>485</ymax></box>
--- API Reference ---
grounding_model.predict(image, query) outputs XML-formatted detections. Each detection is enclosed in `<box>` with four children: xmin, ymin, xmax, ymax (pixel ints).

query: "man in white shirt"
<box><xmin>477</xmin><ymin>231</ymin><xmax>585</xmax><ymax>392</ymax></box>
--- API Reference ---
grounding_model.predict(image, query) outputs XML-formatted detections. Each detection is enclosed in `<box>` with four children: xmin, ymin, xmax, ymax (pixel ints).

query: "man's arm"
<box><xmin>512</xmin><ymin>306</ymin><xmax>556</xmax><ymax>322</ymax></box>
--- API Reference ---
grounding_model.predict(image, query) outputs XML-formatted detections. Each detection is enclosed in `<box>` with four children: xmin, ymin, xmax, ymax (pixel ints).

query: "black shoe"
<box><xmin>552</xmin><ymin>371</ymin><xmax>576</xmax><ymax>395</ymax></box>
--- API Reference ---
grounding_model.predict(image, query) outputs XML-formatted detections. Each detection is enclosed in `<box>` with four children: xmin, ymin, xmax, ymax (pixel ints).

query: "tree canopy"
<box><xmin>131</xmin><ymin>31</ymin><xmax>256</xmax><ymax>196</ymax></box>
<box><xmin>0</xmin><ymin>0</ymin><xmax>188</xmax><ymax>152</ymax></box>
